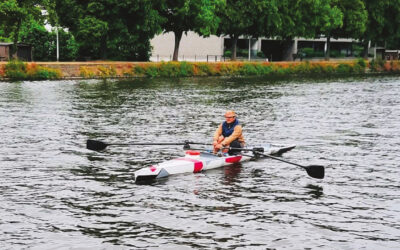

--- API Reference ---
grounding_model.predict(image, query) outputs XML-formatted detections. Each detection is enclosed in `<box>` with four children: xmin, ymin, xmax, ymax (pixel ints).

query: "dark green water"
<box><xmin>0</xmin><ymin>77</ymin><xmax>399</xmax><ymax>249</ymax></box>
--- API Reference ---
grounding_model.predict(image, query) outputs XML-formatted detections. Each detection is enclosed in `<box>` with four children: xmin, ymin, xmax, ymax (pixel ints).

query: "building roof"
<box><xmin>0</xmin><ymin>42</ymin><xmax>32</xmax><ymax>46</ymax></box>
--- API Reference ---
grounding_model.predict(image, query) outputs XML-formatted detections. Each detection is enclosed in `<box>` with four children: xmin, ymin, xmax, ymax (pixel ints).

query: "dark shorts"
<box><xmin>228</xmin><ymin>140</ymin><xmax>244</xmax><ymax>155</ymax></box>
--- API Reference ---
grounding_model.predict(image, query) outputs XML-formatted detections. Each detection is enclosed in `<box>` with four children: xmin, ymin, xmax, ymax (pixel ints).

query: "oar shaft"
<box><xmin>227</xmin><ymin>146</ymin><xmax>306</xmax><ymax>169</ymax></box>
<box><xmin>261</xmin><ymin>153</ymin><xmax>306</xmax><ymax>169</ymax></box>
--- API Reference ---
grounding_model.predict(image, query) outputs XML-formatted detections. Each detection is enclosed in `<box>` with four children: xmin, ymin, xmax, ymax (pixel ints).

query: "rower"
<box><xmin>213</xmin><ymin>110</ymin><xmax>245</xmax><ymax>155</ymax></box>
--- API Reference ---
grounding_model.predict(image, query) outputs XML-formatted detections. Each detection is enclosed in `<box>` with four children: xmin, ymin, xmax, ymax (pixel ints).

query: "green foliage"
<box><xmin>19</xmin><ymin>21</ymin><xmax>78</xmax><ymax>61</ymax></box>
<box><xmin>97</xmin><ymin>66</ymin><xmax>117</xmax><ymax>78</ymax></box>
<box><xmin>159</xmin><ymin>0</ymin><xmax>224</xmax><ymax>61</ymax></box>
<box><xmin>54</xmin><ymin>0</ymin><xmax>163</xmax><ymax>61</ymax></box>
<box><xmin>224</xmin><ymin>50</ymin><xmax>232</xmax><ymax>58</ymax></box>
<box><xmin>179</xmin><ymin>62</ymin><xmax>194</xmax><ymax>77</ymax></box>
<box><xmin>356</xmin><ymin>58</ymin><xmax>367</xmax><ymax>68</ymax></box>
<box><xmin>159</xmin><ymin>62</ymin><xmax>180</xmax><ymax>77</ymax></box>
<box><xmin>369</xmin><ymin>58</ymin><xmax>385</xmax><ymax>72</ymax></box>
<box><xmin>336</xmin><ymin>63</ymin><xmax>353</xmax><ymax>74</ymax></box>
<box><xmin>145</xmin><ymin>65</ymin><xmax>159</xmax><ymax>77</ymax></box>
<box><xmin>4</xmin><ymin>60</ymin><xmax>62</xmax><ymax>80</ymax></box>
<box><xmin>133</xmin><ymin>65</ymin><xmax>146</xmax><ymax>76</ymax></box>
<box><xmin>256</xmin><ymin>51</ymin><xmax>265</xmax><ymax>58</ymax></box>
<box><xmin>5</xmin><ymin>60</ymin><xmax>27</xmax><ymax>79</ymax></box>
<box><xmin>329</xmin><ymin>50</ymin><xmax>344</xmax><ymax>58</ymax></box>
<box><xmin>196</xmin><ymin>63</ymin><xmax>213</xmax><ymax>76</ymax></box>
<box><xmin>0</xmin><ymin>0</ymin><xmax>43</xmax><ymax>54</ymax></box>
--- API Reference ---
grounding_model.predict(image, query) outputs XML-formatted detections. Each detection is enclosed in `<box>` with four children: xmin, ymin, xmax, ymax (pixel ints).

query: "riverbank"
<box><xmin>1</xmin><ymin>59</ymin><xmax>399</xmax><ymax>81</ymax></box>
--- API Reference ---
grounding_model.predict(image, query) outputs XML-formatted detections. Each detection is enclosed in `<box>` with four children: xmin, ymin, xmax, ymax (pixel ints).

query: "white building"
<box><xmin>151</xmin><ymin>31</ymin><xmax>368</xmax><ymax>62</ymax></box>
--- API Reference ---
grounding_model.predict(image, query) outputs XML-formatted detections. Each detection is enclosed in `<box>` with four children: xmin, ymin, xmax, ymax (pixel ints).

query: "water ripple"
<box><xmin>0</xmin><ymin>77</ymin><xmax>399</xmax><ymax>249</ymax></box>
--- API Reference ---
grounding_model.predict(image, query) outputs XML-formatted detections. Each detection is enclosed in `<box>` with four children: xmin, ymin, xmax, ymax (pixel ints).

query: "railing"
<box><xmin>150</xmin><ymin>54</ymin><xmax>226</xmax><ymax>62</ymax></box>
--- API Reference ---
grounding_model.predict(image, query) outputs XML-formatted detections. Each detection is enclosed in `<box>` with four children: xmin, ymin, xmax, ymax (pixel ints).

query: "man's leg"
<box><xmin>228</xmin><ymin>140</ymin><xmax>242</xmax><ymax>155</ymax></box>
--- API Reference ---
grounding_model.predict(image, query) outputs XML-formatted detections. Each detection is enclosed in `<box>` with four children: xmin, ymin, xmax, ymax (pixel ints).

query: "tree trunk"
<box><xmin>173</xmin><ymin>30</ymin><xmax>183</xmax><ymax>61</ymax></box>
<box><xmin>101</xmin><ymin>35</ymin><xmax>107</xmax><ymax>59</ymax></box>
<box><xmin>11</xmin><ymin>19</ymin><xmax>22</xmax><ymax>59</ymax></box>
<box><xmin>362</xmin><ymin>40</ymin><xmax>369</xmax><ymax>59</ymax></box>
<box><xmin>325</xmin><ymin>34</ymin><xmax>331</xmax><ymax>61</ymax></box>
<box><xmin>231</xmin><ymin>35</ymin><xmax>238</xmax><ymax>61</ymax></box>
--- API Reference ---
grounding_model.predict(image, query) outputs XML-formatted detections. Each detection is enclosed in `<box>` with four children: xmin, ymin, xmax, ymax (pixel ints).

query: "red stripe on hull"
<box><xmin>225</xmin><ymin>156</ymin><xmax>242</xmax><ymax>163</ymax></box>
<box><xmin>175</xmin><ymin>157</ymin><xmax>204</xmax><ymax>173</ymax></box>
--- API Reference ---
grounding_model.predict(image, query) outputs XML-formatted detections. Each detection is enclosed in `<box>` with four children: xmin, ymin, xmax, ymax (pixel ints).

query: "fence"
<box><xmin>150</xmin><ymin>54</ymin><xmax>226</xmax><ymax>62</ymax></box>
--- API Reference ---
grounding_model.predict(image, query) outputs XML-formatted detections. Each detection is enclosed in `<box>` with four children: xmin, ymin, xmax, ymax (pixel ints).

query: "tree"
<box><xmin>19</xmin><ymin>21</ymin><xmax>78</xmax><ymax>61</ymax></box>
<box><xmin>275</xmin><ymin>0</ymin><xmax>341</xmax><ymax>60</ymax></box>
<box><xmin>53</xmin><ymin>0</ymin><xmax>163</xmax><ymax>60</ymax></box>
<box><xmin>158</xmin><ymin>0</ymin><xmax>224</xmax><ymax>61</ymax></box>
<box><xmin>217</xmin><ymin>0</ymin><xmax>280</xmax><ymax>60</ymax></box>
<box><xmin>0</xmin><ymin>0</ymin><xmax>43</xmax><ymax>56</ymax></box>
<box><xmin>362</xmin><ymin>0</ymin><xmax>400</xmax><ymax>57</ymax></box>
<box><xmin>327</xmin><ymin>0</ymin><xmax>367</xmax><ymax>60</ymax></box>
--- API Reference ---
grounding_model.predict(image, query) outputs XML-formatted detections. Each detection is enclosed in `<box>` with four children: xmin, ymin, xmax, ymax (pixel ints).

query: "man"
<box><xmin>213</xmin><ymin>110</ymin><xmax>245</xmax><ymax>155</ymax></box>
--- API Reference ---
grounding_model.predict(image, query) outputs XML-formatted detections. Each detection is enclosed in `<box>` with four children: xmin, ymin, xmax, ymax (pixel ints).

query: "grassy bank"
<box><xmin>1</xmin><ymin>59</ymin><xmax>399</xmax><ymax>81</ymax></box>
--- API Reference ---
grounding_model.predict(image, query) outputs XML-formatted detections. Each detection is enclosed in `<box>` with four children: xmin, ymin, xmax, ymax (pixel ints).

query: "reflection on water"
<box><xmin>0</xmin><ymin>76</ymin><xmax>399</xmax><ymax>249</ymax></box>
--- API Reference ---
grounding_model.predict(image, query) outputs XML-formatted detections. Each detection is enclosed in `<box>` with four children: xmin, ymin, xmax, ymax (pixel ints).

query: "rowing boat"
<box><xmin>134</xmin><ymin>144</ymin><xmax>296</xmax><ymax>182</ymax></box>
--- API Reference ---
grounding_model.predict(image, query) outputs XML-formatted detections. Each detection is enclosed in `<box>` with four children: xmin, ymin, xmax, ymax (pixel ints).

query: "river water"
<box><xmin>0</xmin><ymin>76</ymin><xmax>399</xmax><ymax>249</ymax></box>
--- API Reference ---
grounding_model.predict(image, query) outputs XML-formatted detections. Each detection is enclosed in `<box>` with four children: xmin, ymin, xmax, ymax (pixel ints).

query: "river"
<box><xmin>0</xmin><ymin>76</ymin><xmax>399</xmax><ymax>249</ymax></box>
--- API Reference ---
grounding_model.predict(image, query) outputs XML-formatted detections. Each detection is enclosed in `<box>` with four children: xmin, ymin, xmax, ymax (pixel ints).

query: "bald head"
<box><xmin>225</xmin><ymin>110</ymin><xmax>236</xmax><ymax>118</ymax></box>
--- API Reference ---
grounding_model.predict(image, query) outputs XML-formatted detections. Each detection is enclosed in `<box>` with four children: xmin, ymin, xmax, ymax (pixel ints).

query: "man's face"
<box><xmin>224</xmin><ymin>112</ymin><xmax>236</xmax><ymax>123</ymax></box>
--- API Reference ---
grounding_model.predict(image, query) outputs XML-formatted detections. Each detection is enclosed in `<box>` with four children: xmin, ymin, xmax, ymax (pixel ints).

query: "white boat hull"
<box><xmin>134</xmin><ymin>144</ymin><xmax>295</xmax><ymax>182</ymax></box>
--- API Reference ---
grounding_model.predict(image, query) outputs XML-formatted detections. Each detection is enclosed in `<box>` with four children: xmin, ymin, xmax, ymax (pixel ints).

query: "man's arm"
<box><xmin>222</xmin><ymin>125</ymin><xmax>242</xmax><ymax>145</ymax></box>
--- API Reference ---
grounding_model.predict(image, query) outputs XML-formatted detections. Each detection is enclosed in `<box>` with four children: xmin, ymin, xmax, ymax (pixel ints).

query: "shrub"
<box><xmin>224</xmin><ymin>50</ymin><xmax>232</xmax><ymax>58</ymax></box>
<box><xmin>145</xmin><ymin>64</ymin><xmax>159</xmax><ymax>77</ymax></box>
<box><xmin>179</xmin><ymin>62</ymin><xmax>194</xmax><ymax>76</ymax></box>
<box><xmin>369</xmin><ymin>58</ymin><xmax>385</xmax><ymax>72</ymax></box>
<box><xmin>79</xmin><ymin>66</ymin><xmax>95</xmax><ymax>78</ymax></box>
<box><xmin>257</xmin><ymin>51</ymin><xmax>265</xmax><ymax>58</ymax></box>
<box><xmin>97</xmin><ymin>66</ymin><xmax>117</xmax><ymax>78</ymax></box>
<box><xmin>239</xmin><ymin>63</ymin><xmax>260</xmax><ymax>75</ymax></box>
<box><xmin>336</xmin><ymin>63</ymin><xmax>353</xmax><ymax>74</ymax></box>
<box><xmin>133</xmin><ymin>64</ymin><xmax>146</xmax><ymax>76</ymax></box>
<box><xmin>5</xmin><ymin>60</ymin><xmax>27</xmax><ymax>80</ymax></box>
<box><xmin>195</xmin><ymin>63</ymin><xmax>213</xmax><ymax>76</ymax></box>
<box><xmin>159</xmin><ymin>62</ymin><xmax>179</xmax><ymax>77</ymax></box>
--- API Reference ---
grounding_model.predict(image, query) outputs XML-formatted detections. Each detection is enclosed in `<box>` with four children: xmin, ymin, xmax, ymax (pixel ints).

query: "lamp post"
<box><xmin>56</xmin><ymin>27</ymin><xmax>59</xmax><ymax>61</ymax></box>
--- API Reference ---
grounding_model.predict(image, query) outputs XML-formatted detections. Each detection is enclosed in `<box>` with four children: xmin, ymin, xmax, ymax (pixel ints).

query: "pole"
<box><xmin>56</xmin><ymin>27</ymin><xmax>59</xmax><ymax>62</ymax></box>
<box><xmin>248</xmin><ymin>38</ymin><xmax>251</xmax><ymax>61</ymax></box>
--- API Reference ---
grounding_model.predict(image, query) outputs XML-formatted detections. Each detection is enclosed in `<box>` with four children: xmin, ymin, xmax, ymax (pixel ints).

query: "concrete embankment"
<box><xmin>0</xmin><ymin>59</ymin><xmax>397</xmax><ymax>80</ymax></box>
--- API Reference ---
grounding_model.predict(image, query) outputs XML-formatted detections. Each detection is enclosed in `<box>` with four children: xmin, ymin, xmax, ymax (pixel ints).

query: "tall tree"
<box><xmin>362</xmin><ymin>0</ymin><xmax>400</xmax><ymax>57</ymax></box>
<box><xmin>158</xmin><ymin>0</ymin><xmax>224</xmax><ymax>61</ymax></box>
<box><xmin>327</xmin><ymin>0</ymin><xmax>367</xmax><ymax>60</ymax></box>
<box><xmin>53</xmin><ymin>0</ymin><xmax>163</xmax><ymax>60</ymax></box>
<box><xmin>0</xmin><ymin>0</ymin><xmax>43</xmax><ymax>56</ymax></box>
<box><xmin>217</xmin><ymin>0</ymin><xmax>280</xmax><ymax>60</ymax></box>
<box><xmin>276</xmin><ymin>0</ymin><xmax>342</xmax><ymax>60</ymax></box>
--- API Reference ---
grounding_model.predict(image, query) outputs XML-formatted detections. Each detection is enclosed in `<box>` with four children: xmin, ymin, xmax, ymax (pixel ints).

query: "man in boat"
<box><xmin>213</xmin><ymin>110</ymin><xmax>245</xmax><ymax>155</ymax></box>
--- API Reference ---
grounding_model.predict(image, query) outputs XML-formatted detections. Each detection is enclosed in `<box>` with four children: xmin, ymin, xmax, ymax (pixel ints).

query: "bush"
<box><xmin>5</xmin><ymin>60</ymin><xmax>28</xmax><ymax>80</ymax></box>
<box><xmin>257</xmin><ymin>51</ymin><xmax>265</xmax><ymax>58</ymax></box>
<box><xmin>195</xmin><ymin>63</ymin><xmax>213</xmax><ymax>76</ymax></box>
<box><xmin>145</xmin><ymin>65</ymin><xmax>159</xmax><ymax>77</ymax></box>
<box><xmin>97</xmin><ymin>66</ymin><xmax>117</xmax><ymax>78</ymax></box>
<box><xmin>369</xmin><ymin>58</ymin><xmax>385</xmax><ymax>72</ymax></box>
<box><xmin>179</xmin><ymin>62</ymin><xmax>194</xmax><ymax>76</ymax></box>
<box><xmin>224</xmin><ymin>50</ymin><xmax>232</xmax><ymax>58</ymax></box>
<box><xmin>336</xmin><ymin>63</ymin><xmax>353</xmax><ymax>74</ymax></box>
<box><xmin>133</xmin><ymin>64</ymin><xmax>146</xmax><ymax>76</ymax></box>
<box><xmin>4</xmin><ymin>60</ymin><xmax>62</xmax><ymax>80</ymax></box>
<box><xmin>159</xmin><ymin>62</ymin><xmax>179</xmax><ymax>77</ymax></box>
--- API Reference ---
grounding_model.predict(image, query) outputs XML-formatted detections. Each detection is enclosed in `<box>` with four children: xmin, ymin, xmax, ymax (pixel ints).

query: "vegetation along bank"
<box><xmin>1</xmin><ymin>59</ymin><xmax>399</xmax><ymax>81</ymax></box>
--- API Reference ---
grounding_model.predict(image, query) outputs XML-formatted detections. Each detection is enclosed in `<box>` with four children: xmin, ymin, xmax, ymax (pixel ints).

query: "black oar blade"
<box><xmin>87</xmin><ymin>139</ymin><xmax>108</xmax><ymax>151</ymax></box>
<box><xmin>305</xmin><ymin>165</ymin><xmax>325</xmax><ymax>179</ymax></box>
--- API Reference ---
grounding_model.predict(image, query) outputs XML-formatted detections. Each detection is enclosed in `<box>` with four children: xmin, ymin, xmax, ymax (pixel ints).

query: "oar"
<box><xmin>229</xmin><ymin>147</ymin><xmax>325</xmax><ymax>179</ymax></box>
<box><xmin>86</xmin><ymin>139</ymin><xmax>210</xmax><ymax>151</ymax></box>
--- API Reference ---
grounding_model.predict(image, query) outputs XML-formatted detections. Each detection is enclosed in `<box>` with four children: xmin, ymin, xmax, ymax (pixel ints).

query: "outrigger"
<box><xmin>86</xmin><ymin>140</ymin><xmax>324</xmax><ymax>183</ymax></box>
